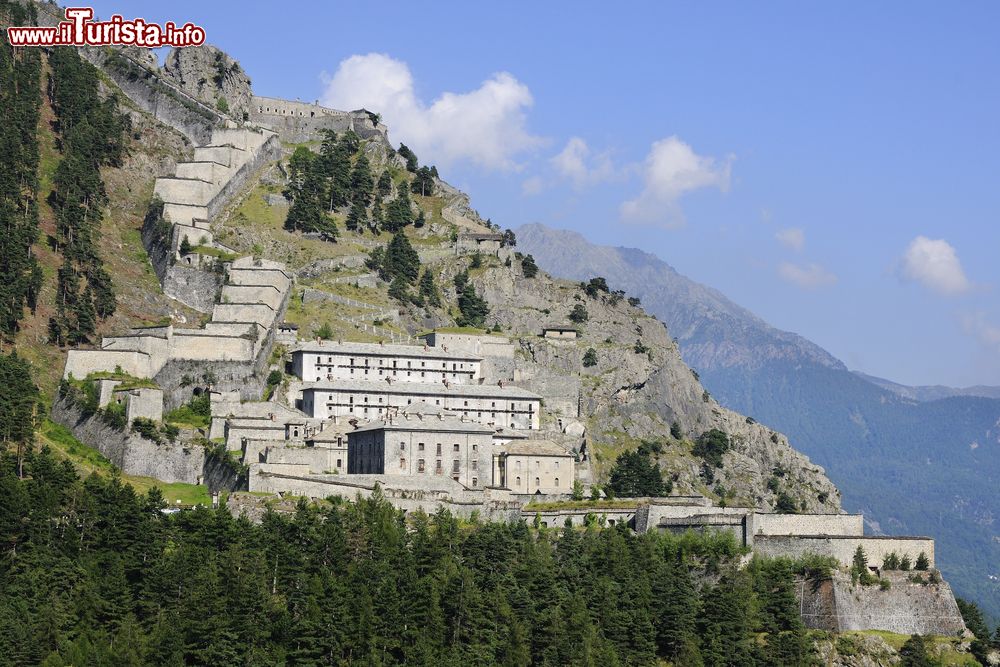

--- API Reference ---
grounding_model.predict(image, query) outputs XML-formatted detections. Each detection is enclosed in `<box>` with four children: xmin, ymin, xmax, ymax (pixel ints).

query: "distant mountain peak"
<box><xmin>515</xmin><ymin>223</ymin><xmax>846</xmax><ymax>373</ymax></box>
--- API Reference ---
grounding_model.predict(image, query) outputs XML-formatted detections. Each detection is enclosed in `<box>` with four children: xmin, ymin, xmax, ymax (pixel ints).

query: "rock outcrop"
<box><xmin>162</xmin><ymin>44</ymin><xmax>253</xmax><ymax>120</ymax></box>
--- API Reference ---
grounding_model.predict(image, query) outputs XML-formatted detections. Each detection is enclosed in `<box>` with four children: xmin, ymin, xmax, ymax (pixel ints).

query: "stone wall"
<box><xmin>63</xmin><ymin>349</ymin><xmax>152</xmax><ymax>380</ymax></box>
<box><xmin>52</xmin><ymin>395</ymin><xmax>204</xmax><ymax>485</ymax></box>
<box><xmin>798</xmin><ymin>571</ymin><xmax>967</xmax><ymax>635</ymax></box>
<box><xmin>747</xmin><ymin>513</ymin><xmax>864</xmax><ymax>541</ymax></box>
<box><xmin>754</xmin><ymin>535</ymin><xmax>935</xmax><ymax>569</ymax></box>
<box><xmin>249</xmin><ymin>96</ymin><xmax>389</xmax><ymax>144</ymax></box>
<box><xmin>247</xmin><ymin>467</ymin><xmax>521</xmax><ymax>521</ymax></box>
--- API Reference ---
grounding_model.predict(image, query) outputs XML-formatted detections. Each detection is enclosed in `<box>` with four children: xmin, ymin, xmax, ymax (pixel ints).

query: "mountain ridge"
<box><xmin>516</xmin><ymin>221</ymin><xmax>1000</xmax><ymax>621</ymax></box>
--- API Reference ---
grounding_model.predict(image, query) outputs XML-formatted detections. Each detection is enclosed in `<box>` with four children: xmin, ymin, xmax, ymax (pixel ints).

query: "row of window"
<box><xmin>402</xmin><ymin>442</ymin><xmax>480</xmax><ymax>454</ymax></box>
<box><xmin>314</xmin><ymin>356</ymin><xmax>474</xmax><ymax>371</ymax></box>
<box><xmin>512</xmin><ymin>476</ymin><xmax>558</xmax><ymax>488</ymax></box>
<box><xmin>511</xmin><ymin>459</ymin><xmax>560</xmax><ymax>470</ymax></box>
<box><xmin>403</xmin><ymin>458</ymin><xmax>475</xmax><ymax>473</ymax></box>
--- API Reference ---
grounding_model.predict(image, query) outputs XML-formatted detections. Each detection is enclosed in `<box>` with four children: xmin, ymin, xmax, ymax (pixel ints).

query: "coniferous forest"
<box><xmin>0</xmin><ymin>446</ymin><xmax>823</xmax><ymax>667</ymax></box>
<box><xmin>0</xmin><ymin>0</ymin><xmax>43</xmax><ymax>340</ymax></box>
<box><xmin>46</xmin><ymin>44</ymin><xmax>129</xmax><ymax>346</ymax></box>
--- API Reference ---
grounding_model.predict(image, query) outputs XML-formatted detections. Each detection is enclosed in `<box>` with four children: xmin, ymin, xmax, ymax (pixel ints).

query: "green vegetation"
<box><xmin>46</xmin><ymin>45</ymin><xmax>130</xmax><ymax>345</ymax></box>
<box><xmin>164</xmin><ymin>394</ymin><xmax>211</xmax><ymax>429</ymax></box>
<box><xmin>583</xmin><ymin>347</ymin><xmax>598</xmax><ymax>367</ymax></box>
<box><xmin>0</xmin><ymin>1</ymin><xmax>43</xmax><ymax>339</ymax></box>
<box><xmin>607</xmin><ymin>440</ymin><xmax>670</xmax><ymax>497</ymax></box>
<box><xmin>521</xmin><ymin>253</ymin><xmax>539</xmax><ymax>278</ymax></box>
<box><xmin>0</xmin><ymin>453</ymin><xmax>826</xmax><ymax>666</ymax></box>
<box><xmin>569</xmin><ymin>303</ymin><xmax>589</xmax><ymax>323</ymax></box>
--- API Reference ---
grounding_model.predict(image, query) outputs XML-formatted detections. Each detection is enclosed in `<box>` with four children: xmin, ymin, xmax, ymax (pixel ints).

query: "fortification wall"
<box><xmin>748</xmin><ymin>513</ymin><xmax>864</xmax><ymax>541</ymax></box>
<box><xmin>170</xmin><ymin>332</ymin><xmax>254</xmax><ymax>361</ymax></box>
<box><xmin>122</xmin><ymin>388</ymin><xmax>164</xmax><ymax>422</ymax></box>
<box><xmin>204</xmin><ymin>134</ymin><xmax>281</xmax><ymax>221</ymax></box>
<box><xmin>163</xmin><ymin>264</ymin><xmax>225</xmax><ymax>313</ymax></box>
<box><xmin>425</xmin><ymin>332</ymin><xmax>516</xmax><ymax>358</ymax></box>
<box><xmin>249</xmin><ymin>96</ymin><xmax>389</xmax><ymax>144</ymax></box>
<box><xmin>154</xmin><ymin>177</ymin><xmax>215</xmax><ymax>205</ymax></box>
<box><xmin>248</xmin><ymin>467</ymin><xmax>521</xmax><ymax>521</ymax></box>
<box><xmin>222</xmin><ymin>285</ymin><xmax>284</xmax><ymax>310</ymax></box>
<box><xmin>63</xmin><ymin>350</ymin><xmax>152</xmax><ymax>380</ymax></box>
<box><xmin>754</xmin><ymin>535</ymin><xmax>935</xmax><ymax>568</ymax></box>
<box><xmin>212</xmin><ymin>303</ymin><xmax>276</xmax><ymax>328</ymax></box>
<box><xmin>51</xmin><ymin>395</ymin><xmax>204</xmax><ymax>484</ymax></box>
<box><xmin>526</xmin><ymin>507</ymin><xmax>637</xmax><ymax>529</ymax></box>
<box><xmin>798</xmin><ymin>572</ymin><xmax>966</xmax><ymax>635</ymax></box>
<box><xmin>175</xmin><ymin>161</ymin><xmax>233</xmax><ymax>183</ymax></box>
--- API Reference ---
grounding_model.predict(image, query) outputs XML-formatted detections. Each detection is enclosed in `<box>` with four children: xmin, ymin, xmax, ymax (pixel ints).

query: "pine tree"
<box><xmin>418</xmin><ymin>270</ymin><xmax>441</xmax><ymax>307</ymax></box>
<box><xmin>898</xmin><ymin>634</ymin><xmax>932</xmax><ymax>667</ymax></box>
<box><xmin>411</xmin><ymin>166</ymin><xmax>435</xmax><ymax>196</ymax></box>
<box><xmin>583</xmin><ymin>348</ymin><xmax>598</xmax><ymax>367</ymax></box>
<box><xmin>383</xmin><ymin>231</ymin><xmax>421</xmax><ymax>284</ymax></box>
<box><xmin>398</xmin><ymin>143</ymin><xmax>419</xmax><ymax>172</ymax></box>
<box><xmin>457</xmin><ymin>283</ymin><xmax>490</xmax><ymax>328</ymax></box>
<box><xmin>385</xmin><ymin>183</ymin><xmax>413</xmax><ymax>232</ymax></box>
<box><xmin>376</xmin><ymin>170</ymin><xmax>392</xmax><ymax>198</ymax></box>
<box><xmin>521</xmin><ymin>254</ymin><xmax>538</xmax><ymax>278</ymax></box>
<box><xmin>346</xmin><ymin>200</ymin><xmax>367</xmax><ymax>232</ymax></box>
<box><xmin>349</xmin><ymin>153</ymin><xmax>374</xmax><ymax>205</ymax></box>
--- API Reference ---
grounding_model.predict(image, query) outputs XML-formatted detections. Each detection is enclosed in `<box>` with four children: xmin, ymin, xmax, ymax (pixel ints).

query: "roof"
<box><xmin>301</xmin><ymin>379</ymin><xmax>542</xmax><ymax>400</ymax></box>
<box><xmin>502</xmin><ymin>439</ymin><xmax>572</xmax><ymax>457</ymax></box>
<box><xmin>351</xmin><ymin>411</ymin><xmax>495</xmax><ymax>435</ymax></box>
<box><xmin>306</xmin><ymin>418</ymin><xmax>354</xmax><ymax>442</ymax></box>
<box><xmin>278</xmin><ymin>321</ymin><xmax>299</xmax><ymax>330</ymax></box>
<box><xmin>542</xmin><ymin>324</ymin><xmax>578</xmax><ymax>332</ymax></box>
<box><xmin>292</xmin><ymin>340</ymin><xmax>482</xmax><ymax>361</ymax></box>
<box><xmin>216</xmin><ymin>401</ymin><xmax>308</xmax><ymax>421</ymax></box>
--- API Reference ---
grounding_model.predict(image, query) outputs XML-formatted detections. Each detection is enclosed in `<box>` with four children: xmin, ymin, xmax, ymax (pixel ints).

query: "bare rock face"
<box><xmin>162</xmin><ymin>45</ymin><xmax>252</xmax><ymax>120</ymax></box>
<box><xmin>473</xmin><ymin>262</ymin><xmax>842</xmax><ymax>513</ymax></box>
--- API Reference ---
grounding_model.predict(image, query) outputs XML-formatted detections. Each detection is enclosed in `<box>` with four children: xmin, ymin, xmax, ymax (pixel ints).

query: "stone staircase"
<box><xmin>154</xmin><ymin>125</ymin><xmax>280</xmax><ymax>256</ymax></box>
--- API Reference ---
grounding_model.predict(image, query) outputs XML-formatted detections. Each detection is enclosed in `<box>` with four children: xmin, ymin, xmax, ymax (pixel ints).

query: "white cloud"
<box><xmin>778</xmin><ymin>262</ymin><xmax>837</xmax><ymax>289</ymax></box>
<box><xmin>619</xmin><ymin>136</ymin><xmax>732</xmax><ymax>227</ymax></box>
<box><xmin>550</xmin><ymin>137</ymin><xmax>614</xmax><ymax>189</ymax></box>
<box><xmin>899</xmin><ymin>236</ymin><xmax>970</xmax><ymax>296</ymax></box>
<box><xmin>961</xmin><ymin>312</ymin><xmax>1000</xmax><ymax>353</ymax></box>
<box><xmin>521</xmin><ymin>176</ymin><xmax>544</xmax><ymax>196</ymax></box>
<box><xmin>775</xmin><ymin>227</ymin><xmax>805</xmax><ymax>252</ymax></box>
<box><xmin>321</xmin><ymin>53</ymin><xmax>542</xmax><ymax>171</ymax></box>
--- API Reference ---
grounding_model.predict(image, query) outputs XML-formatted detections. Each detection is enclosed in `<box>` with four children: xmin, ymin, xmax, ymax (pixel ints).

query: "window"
<box><xmin>400</xmin><ymin>458</ymin><xmax>406</xmax><ymax>468</ymax></box>
<box><xmin>400</xmin><ymin>443</ymin><xmax>405</xmax><ymax>451</ymax></box>
<box><xmin>472</xmin><ymin>444</ymin><xmax>478</xmax><ymax>451</ymax></box>
<box><xmin>336</xmin><ymin>458</ymin><xmax>342</xmax><ymax>468</ymax></box>
<box><xmin>452</xmin><ymin>460</ymin><xmax>460</xmax><ymax>473</ymax></box>
<box><xmin>436</xmin><ymin>460</ymin><xmax>443</xmax><ymax>473</ymax></box>
<box><xmin>535</xmin><ymin>477</ymin><xmax>540</xmax><ymax>487</ymax></box>
<box><xmin>471</xmin><ymin>460</ymin><xmax>478</xmax><ymax>470</ymax></box>
<box><xmin>555</xmin><ymin>477</ymin><xmax>560</xmax><ymax>487</ymax></box>
<box><xmin>418</xmin><ymin>443</ymin><xmax>425</xmax><ymax>451</ymax></box>
<box><xmin>436</xmin><ymin>444</ymin><xmax>442</xmax><ymax>456</ymax></box>
<box><xmin>515</xmin><ymin>476</ymin><xmax>521</xmax><ymax>487</ymax></box>
<box><xmin>464</xmin><ymin>400</ymin><xmax>469</xmax><ymax>407</ymax></box>
<box><xmin>418</xmin><ymin>459</ymin><xmax>425</xmax><ymax>472</ymax></box>
<box><xmin>472</xmin><ymin>477</ymin><xmax>478</xmax><ymax>487</ymax></box>
<box><xmin>453</xmin><ymin>444</ymin><xmax>460</xmax><ymax>452</ymax></box>
<box><xmin>536</xmin><ymin>460</ymin><xmax>541</xmax><ymax>469</ymax></box>
<box><xmin>554</xmin><ymin>460</ymin><xmax>559</xmax><ymax>469</ymax></box>
<box><xmin>515</xmin><ymin>460</ymin><xmax>521</xmax><ymax>470</ymax></box>
<box><xmin>491</xmin><ymin>402</ymin><xmax>496</xmax><ymax>408</ymax></box>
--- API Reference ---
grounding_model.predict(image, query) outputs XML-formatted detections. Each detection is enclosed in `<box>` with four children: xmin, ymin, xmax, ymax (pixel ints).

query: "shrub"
<box><xmin>915</xmin><ymin>552</ymin><xmax>929</xmax><ymax>571</ymax></box>
<box><xmin>131</xmin><ymin>418</ymin><xmax>162</xmax><ymax>444</ymax></box>
<box><xmin>568</xmin><ymin>304</ymin><xmax>588</xmax><ymax>323</ymax></box>
<box><xmin>316</xmin><ymin>322</ymin><xmax>333</xmax><ymax>340</ymax></box>
<box><xmin>582</xmin><ymin>348</ymin><xmax>597</xmax><ymax>367</ymax></box>
<box><xmin>693</xmin><ymin>429</ymin><xmax>730</xmax><ymax>468</ymax></box>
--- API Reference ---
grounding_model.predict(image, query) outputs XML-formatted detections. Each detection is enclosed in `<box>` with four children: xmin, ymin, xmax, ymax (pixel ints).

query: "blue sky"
<box><xmin>92</xmin><ymin>1</ymin><xmax>1000</xmax><ymax>386</ymax></box>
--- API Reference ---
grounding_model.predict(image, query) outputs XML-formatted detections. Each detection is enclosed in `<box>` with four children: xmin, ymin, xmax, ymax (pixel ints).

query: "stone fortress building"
<box><xmin>44</xmin><ymin>29</ymin><xmax>966</xmax><ymax>637</ymax></box>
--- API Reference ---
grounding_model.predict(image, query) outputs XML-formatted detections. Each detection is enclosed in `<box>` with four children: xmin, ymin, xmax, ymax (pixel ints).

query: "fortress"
<box><xmin>47</xmin><ymin>30</ymin><xmax>968</xmax><ymax>637</ymax></box>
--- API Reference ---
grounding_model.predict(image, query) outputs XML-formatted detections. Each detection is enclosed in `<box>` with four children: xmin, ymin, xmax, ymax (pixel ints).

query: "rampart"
<box><xmin>798</xmin><ymin>571</ymin><xmax>966</xmax><ymax>635</ymax></box>
<box><xmin>249</xmin><ymin>96</ymin><xmax>389</xmax><ymax>144</ymax></box>
<box><xmin>754</xmin><ymin>535</ymin><xmax>935</xmax><ymax>569</ymax></box>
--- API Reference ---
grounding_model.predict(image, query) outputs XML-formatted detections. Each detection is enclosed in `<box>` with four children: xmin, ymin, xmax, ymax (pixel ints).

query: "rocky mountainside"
<box><xmin>205</xmin><ymin>137</ymin><xmax>842</xmax><ymax>513</ymax></box>
<box><xmin>516</xmin><ymin>221</ymin><xmax>1000</xmax><ymax>621</ymax></box>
